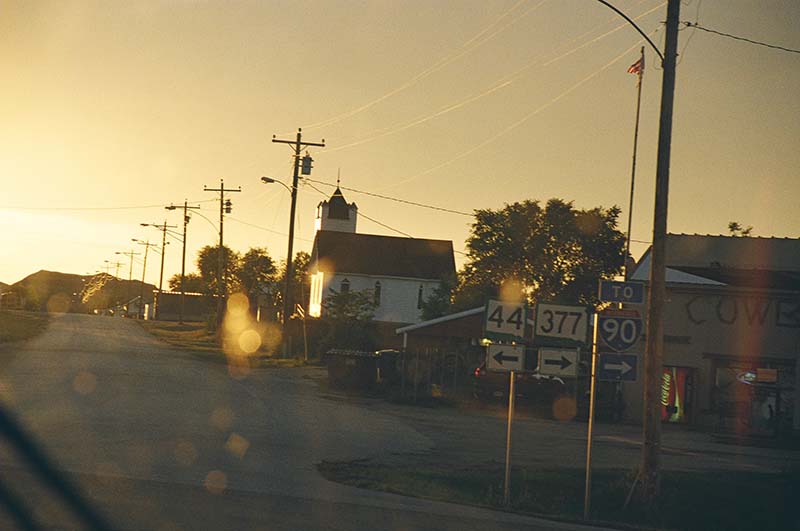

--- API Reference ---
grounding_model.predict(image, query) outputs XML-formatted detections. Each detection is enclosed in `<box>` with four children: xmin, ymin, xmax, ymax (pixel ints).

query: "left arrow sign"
<box><xmin>493</xmin><ymin>351</ymin><xmax>519</xmax><ymax>365</ymax></box>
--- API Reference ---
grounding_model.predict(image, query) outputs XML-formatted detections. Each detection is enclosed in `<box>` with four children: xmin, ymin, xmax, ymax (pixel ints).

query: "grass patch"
<box><xmin>138</xmin><ymin>320</ymin><xmax>314</xmax><ymax>368</ymax></box>
<box><xmin>138</xmin><ymin>321</ymin><xmax>221</xmax><ymax>353</ymax></box>
<box><xmin>0</xmin><ymin>310</ymin><xmax>50</xmax><ymax>343</ymax></box>
<box><xmin>318</xmin><ymin>461</ymin><xmax>798</xmax><ymax>530</ymax></box>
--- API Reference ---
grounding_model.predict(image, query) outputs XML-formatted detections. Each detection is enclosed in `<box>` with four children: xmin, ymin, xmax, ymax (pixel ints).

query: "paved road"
<box><xmin>0</xmin><ymin>314</ymin><xmax>603</xmax><ymax>530</ymax></box>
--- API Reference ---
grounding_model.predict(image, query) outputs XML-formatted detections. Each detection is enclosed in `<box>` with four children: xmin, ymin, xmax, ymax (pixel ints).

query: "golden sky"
<box><xmin>1</xmin><ymin>0</ymin><xmax>799</xmax><ymax>285</ymax></box>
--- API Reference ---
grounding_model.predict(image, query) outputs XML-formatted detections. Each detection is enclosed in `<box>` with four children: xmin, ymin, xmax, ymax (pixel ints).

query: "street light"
<box><xmin>261</xmin><ymin>176</ymin><xmax>296</xmax><ymax>356</ymax></box>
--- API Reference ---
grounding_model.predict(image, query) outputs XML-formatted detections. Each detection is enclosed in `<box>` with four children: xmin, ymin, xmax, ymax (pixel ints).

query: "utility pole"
<box><xmin>272</xmin><ymin>128</ymin><xmax>325</xmax><ymax>356</ymax></box>
<box><xmin>203</xmin><ymin>180</ymin><xmax>241</xmax><ymax>325</ymax></box>
<box><xmin>641</xmin><ymin>0</ymin><xmax>680</xmax><ymax>503</ymax></box>
<box><xmin>133</xmin><ymin>239</ymin><xmax>157</xmax><ymax>319</ymax></box>
<box><xmin>141</xmin><ymin>221</ymin><xmax>177</xmax><ymax>320</ymax></box>
<box><xmin>115</xmin><ymin>250</ymin><xmax>140</xmax><ymax>316</ymax></box>
<box><xmin>166</xmin><ymin>201</ymin><xmax>201</xmax><ymax>324</ymax></box>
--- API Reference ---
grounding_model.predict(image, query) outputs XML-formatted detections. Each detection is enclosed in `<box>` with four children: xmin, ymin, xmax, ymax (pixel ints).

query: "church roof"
<box><xmin>311</xmin><ymin>231</ymin><xmax>455</xmax><ymax>280</ymax></box>
<box><xmin>320</xmin><ymin>187</ymin><xmax>356</xmax><ymax>220</ymax></box>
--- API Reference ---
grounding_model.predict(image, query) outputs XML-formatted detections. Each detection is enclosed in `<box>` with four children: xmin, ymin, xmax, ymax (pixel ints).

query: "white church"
<box><xmin>308</xmin><ymin>187</ymin><xmax>456</xmax><ymax>325</ymax></box>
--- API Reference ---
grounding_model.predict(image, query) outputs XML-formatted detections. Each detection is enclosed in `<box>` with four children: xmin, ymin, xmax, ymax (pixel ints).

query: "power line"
<box><xmin>226</xmin><ymin>216</ymin><xmax>313</xmax><ymax>243</ymax></box>
<box><xmin>303</xmin><ymin>178</ymin><xmax>472</xmax><ymax>216</ymax></box>
<box><xmin>303</xmin><ymin>181</ymin><xmax>415</xmax><ymax>239</ymax></box>
<box><xmin>324</xmin><ymin>2</ymin><xmax>665</xmax><ymax>155</ymax></box>
<box><xmin>0</xmin><ymin>199</ymin><xmax>217</xmax><ymax>211</ymax></box>
<box><xmin>682</xmin><ymin>22</ymin><xmax>800</xmax><ymax>55</ymax></box>
<box><xmin>386</xmin><ymin>31</ymin><xmax>656</xmax><ymax>191</ymax></box>
<box><xmin>295</xmin><ymin>0</ymin><xmax>549</xmax><ymax>133</ymax></box>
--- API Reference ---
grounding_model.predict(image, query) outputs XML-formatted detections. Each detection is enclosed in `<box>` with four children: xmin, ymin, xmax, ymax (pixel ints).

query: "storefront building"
<box><xmin>627</xmin><ymin>234</ymin><xmax>800</xmax><ymax>435</ymax></box>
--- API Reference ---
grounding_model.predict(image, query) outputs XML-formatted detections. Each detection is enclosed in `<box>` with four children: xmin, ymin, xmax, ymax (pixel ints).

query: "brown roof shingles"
<box><xmin>311</xmin><ymin>231</ymin><xmax>455</xmax><ymax>280</ymax></box>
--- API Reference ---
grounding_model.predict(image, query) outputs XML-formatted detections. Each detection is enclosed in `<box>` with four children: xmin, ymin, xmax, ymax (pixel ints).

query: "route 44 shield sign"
<box><xmin>484</xmin><ymin>300</ymin><xmax>527</xmax><ymax>341</ymax></box>
<box><xmin>597</xmin><ymin>309</ymin><xmax>643</xmax><ymax>352</ymax></box>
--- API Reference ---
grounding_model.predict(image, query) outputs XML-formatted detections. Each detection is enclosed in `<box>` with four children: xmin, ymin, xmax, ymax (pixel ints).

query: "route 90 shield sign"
<box><xmin>597</xmin><ymin>309</ymin><xmax>642</xmax><ymax>352</ymax></box>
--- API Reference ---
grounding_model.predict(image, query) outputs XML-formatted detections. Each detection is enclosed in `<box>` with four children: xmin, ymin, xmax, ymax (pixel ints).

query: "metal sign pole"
<box><xmin>503</xmin><ymin>370</ymin><xmax>516</xmax><ymax>506</ymax></box>
<box><xmin>584</xmin><ymin>313</ymin><xmax>600</xmax><ymax>519</ymax></box>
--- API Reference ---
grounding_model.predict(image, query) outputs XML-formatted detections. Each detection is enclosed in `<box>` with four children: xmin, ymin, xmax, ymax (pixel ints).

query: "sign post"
<box><xmin>504</xmin><ymin>370</ymin><xmax>515</xmax><ymax>507</ymax></box>
<box><xmin>583</xmin><ymin>316</ymin><xmax>599</xmax><ymax>519</ymax></box>
<box><xmin>484</xmin><ymin>301</ymin><xmax>526</xmax><ymax>507</ymax></box>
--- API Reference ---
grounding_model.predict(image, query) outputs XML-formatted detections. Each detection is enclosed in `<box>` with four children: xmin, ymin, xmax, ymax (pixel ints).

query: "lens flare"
<box><xmin>204</xmin><ymin>470</ymin><xmax>227</xmax><ymax>495</ymax></box>
<box><xmin>238</xmin><ymin>329</ymin><xmax>262</xmax><ymax>354</ymax></box>
<box><xmin>210</xmin><ymin>407</ymin><xmax>234</xmax><ymax>432</ymax></box>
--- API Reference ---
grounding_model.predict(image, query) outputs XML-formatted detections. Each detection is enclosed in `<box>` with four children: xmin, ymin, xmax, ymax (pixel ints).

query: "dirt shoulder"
<box><xmin>317</xmin><ymin>393</ymin><xmax>800</xmax><ymax>530</ymax></box>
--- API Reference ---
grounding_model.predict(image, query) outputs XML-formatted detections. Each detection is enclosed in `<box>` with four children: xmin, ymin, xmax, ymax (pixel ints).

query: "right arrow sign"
<box><xmin>598</xmin><ymin>353</ymin><xmax>639</xmax><ymax>382</ymax></box>
<box><xmin>539</xmin><ymin>348</ymin><xmax>578</xmax><ymax>377</ymax></box>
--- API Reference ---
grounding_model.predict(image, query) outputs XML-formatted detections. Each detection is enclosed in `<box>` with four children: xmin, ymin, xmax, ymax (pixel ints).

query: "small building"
<box><xmin>307</xmin><ymin>187</ymin><xmax>456</xmax><ymax>326</ymax></box>
<box><xmin>627</xmin><ymin>234</ymin><xmax>800</xmax><ymax>435</ymax></box>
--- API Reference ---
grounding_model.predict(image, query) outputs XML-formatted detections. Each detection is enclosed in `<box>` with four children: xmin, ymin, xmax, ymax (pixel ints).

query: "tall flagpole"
<box><xmin>625</xmin><ymin>46</ymin><xmax>645</xmax><ymax>279</ymax></box>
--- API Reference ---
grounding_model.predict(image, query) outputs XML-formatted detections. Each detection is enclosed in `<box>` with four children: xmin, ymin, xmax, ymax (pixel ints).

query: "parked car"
<box><xmin>472</xmin><ymin>363</ymin><xmax>567</xmax><ymax>405</ymax></box>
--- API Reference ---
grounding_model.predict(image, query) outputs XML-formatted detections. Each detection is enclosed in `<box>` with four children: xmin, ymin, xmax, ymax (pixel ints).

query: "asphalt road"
<box><xmin>0</xmin><ymin>314</ymin><xmax>603</xmax><ymax>531</ymax></box>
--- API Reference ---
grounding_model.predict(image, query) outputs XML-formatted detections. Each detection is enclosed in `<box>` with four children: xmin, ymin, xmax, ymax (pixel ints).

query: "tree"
<box><xmin>320</xmin><ymin>287</ymin><xmax>378</xmax><ymax>351</ymax></box>
<box><xmin>420</xmin><ymin>273</ymin><xmax>456</xmax><ymax>321</ymax></box>
<box><xmin>237</xmin><ymin>247</ymin><xmax>278</xmax><ymax>309</ymax></box>
<box><xmin>167</xmin><ymin>273</ymin><xmax>207</xmax><ymax>294</ymax></box>
<box><xmin>454</xmin><ymin>198</ymin><xmax>625</xmax><ymax>309</ymax></box>
<box><xmin>196</xmin><ymin>245</ymin><xmax>241</xmax><ymax>296</ymax></box>
<box><xmin>273</xmin><ymin>251</ymin><xmax>312</xmax><ymax>320</ymax></box>
<box><xmin>728</xmin><ymin>221</ymin><xmax>753</xmax><ymax>237</ymax></box>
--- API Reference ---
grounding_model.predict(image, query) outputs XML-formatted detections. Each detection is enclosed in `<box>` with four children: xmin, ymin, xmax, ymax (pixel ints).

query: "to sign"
<box><xmin>598</xmin><ymin>353</ymin><xmax>638</xmax><ymax>382</ymax></box>
<box><xmin>485</xmin><ymin>300</ymin><xmax>527</xmax><ymax>341</ymax></box>
<box><xmin>599</xmin><ymin>280</ymin><xmax>645</xmax><ymax>305</ymax></box>
<box><xmin>597</xmin><ymin>309</ymin><xmax>642</xmax><ymax>352</ymax></box>
<box><xmin>486</xmin><ymin>344</ymin><xmax>525</xmax><ymax>372</ymax></box>
<box><xmin>534</xmin><ymin>303</ymin><xmax>588</xmax><ymax>343</ymax></box>
<box><xmin>539</xmin><ymin>348</ymin><xmax>578</xmax><ymax>377</ymax></box>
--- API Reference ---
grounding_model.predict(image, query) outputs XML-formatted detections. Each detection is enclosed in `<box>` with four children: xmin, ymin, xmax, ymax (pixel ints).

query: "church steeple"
<box><xmin>315</xmin><ymin>173</ymin><xmax>358</xmax><ymax>233</ymax></box>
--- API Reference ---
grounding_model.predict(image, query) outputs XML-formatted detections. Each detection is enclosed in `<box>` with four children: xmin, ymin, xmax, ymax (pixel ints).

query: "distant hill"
<box><xmin>0</xmin><ymin>281</ymin><xmax>9</xmax><ymax>291</ymax></box>
<box><xmin>7</xmin><ymin>270</ymin><xmax>157</xmax><ymax>313</ymax></box>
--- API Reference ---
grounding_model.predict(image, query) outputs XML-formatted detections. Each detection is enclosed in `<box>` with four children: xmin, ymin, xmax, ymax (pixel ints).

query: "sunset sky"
<box><xmin>1</xmin><ymin>0</ymin><xmax>798</xmax><ymax>286</ymax></box>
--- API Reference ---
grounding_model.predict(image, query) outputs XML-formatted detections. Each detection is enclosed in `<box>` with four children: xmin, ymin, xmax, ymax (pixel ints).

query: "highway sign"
<box><xmin>598</xmin><ymin>353</ymin><xmax>638</xmax><ymax>382</ymax></box>
<box><xmin>599</xmin><ymin>280</ymin><xmax>645</xmax><ymax>305</ymax></box>
<box><xmin>486</xmin><ymin>344</ymin><xmax>525</xmax><ymax>372</ymax></box>
<box><xmin>539</xmin><ymin>348</ymin><xmax>578</xmax><ymax>377</ymax></box>
<box><xmin>597</xmin><ymin>309</ymin><xmax>643</xmax><ymax>352</ymax></box>
<box><xmin>534</xmin><ymin>303</ymin><xmax>588</xmax><ymax>343</ymax></box>
<box><xmin>484</xmin><ymin>300</ymin><xmax>527</xmax><ymax>341</ymax></box>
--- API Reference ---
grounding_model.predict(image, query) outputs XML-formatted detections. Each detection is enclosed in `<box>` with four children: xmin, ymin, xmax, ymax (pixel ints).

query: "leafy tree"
<box><xmin>454</xmin><ymin>198</ymin><xmax>625</xmax><ymax>309</ymax></box>
<box><xmin>420</xmin><ymin>274</ymin><xmax>456</xmax><ymax>321</ymax></box>
<box><xmin>728</xmin><ymin>221</ymin><xmax>753</xmax><ymax>237</ymax></box>
<box><xmin>320</xmin><ymin>287</ymin><xmax>378</xmax><ymax>351</ymax></box>
<box><xmin>196</xmin><ymin>245</ymin><xmax>241</xmax><ymax>295</ymax></box>
<box><xmin>167</xmin><ymin>273</ymin><xmax>207</xmax><ymax>293</ymax></box>
<box><xmin>237</xmin><ymin>247</ymin><xmax>278</xmax><ymax>309</ymax></box>
<box><xmin>273</xmin><ymin>251</ymin><xmax>312</xmax><ymax>319</ymax></box>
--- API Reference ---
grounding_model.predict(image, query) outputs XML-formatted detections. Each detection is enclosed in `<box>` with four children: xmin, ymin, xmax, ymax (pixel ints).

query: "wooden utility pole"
<box><xmin>641</xmin><ymin>0</ymin><xmax>680</xmax><ymax>502</ymax></box>
<box><xmin>141</xmin><ymin>221</ymin><xmax>177</xmax><ymax>320</ymax></box>
<box><xmin>203</xmin><ymin>180</ymin><xmax>241</xmax><ymax>326</ymax></box>
<box><xmin>272</xmin><ymin>128</ymin><xmax>325</xmax><ymax>356</ymax></box>
<box><xmin>166</xmin><ymin>201</ymin><xmax>201</xmax><ymax>324</ymax></box>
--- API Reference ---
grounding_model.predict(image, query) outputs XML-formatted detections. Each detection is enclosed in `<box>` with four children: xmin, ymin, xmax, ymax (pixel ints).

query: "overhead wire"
<box><xmin>384</xmin><ymin>28</ymin><xmax>661</xmax><ymax>191</ymax></box>
<box><xmin>295</xmin><ymin>0</ymin><xmax>549</xmax><ymax>133</ymax></box>
<box><xmin>682</xmin><ymin>21</ymin><xmax>800</xmax><ymax>55</ymax></box>
<box><xmin>302</xmin><ymin>177</ymin><xmax>472</xmax><ymax>216</ymax></box>
<box><xmin>303</xmin><ymin>181</ymin><xmax>415</xmax><ymax>238</ymax></box>
<box><xmin>324</xmin><ymin>2</ymin><xmax>666</xmax><ymax>154</ymax></box>
<box><xmin>0</xmin><ymin>198</ymin><xmax>217</xmax><ymax>212</ymax></box>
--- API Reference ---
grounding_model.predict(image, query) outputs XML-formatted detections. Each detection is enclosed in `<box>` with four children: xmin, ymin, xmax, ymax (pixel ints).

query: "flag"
<box><xmin>627</xmin><ymin>56</ymin><xmax>644</xmax><ymax>76</ymax></box>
